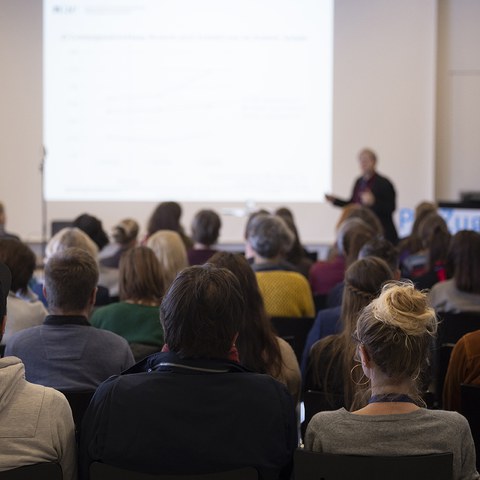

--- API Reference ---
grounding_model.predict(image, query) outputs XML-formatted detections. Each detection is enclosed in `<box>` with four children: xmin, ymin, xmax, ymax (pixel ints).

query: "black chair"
<box><xmin>0</xmin><ymin>463</ymin><xmax>62</xmax><ymax>480</ymax></box>
<box><xmin>461</xmin><ymin>383</ymin><xmax>480</xmax><ymax>470</ymax></box>
<box><xmin>302</xmin><ymin>390</ymin><xmax>344</xmax><ymax>438</ymax></box>
<box><xmin>294</xmin><ymin>449</ymin><xmax>453</xmax><ymax>480</ymax></box>
<box><xmin>90</xmin><ymin>463</ymin><xmax>258</xmax><ymax>480</ymax></box>
<box><xmin>433</xmin><ymin>311</ymin><xmax>480</xmax><ymax>407</ymax></box>
<box><xmin>270</xmin><ymin>316</ymin><xmax>314</xmax><ymax>364</ymax></box>
<box><xmin>59</xmin><ymin>389</ymin><xmax>95</xmax><ymax>438</ymax></box>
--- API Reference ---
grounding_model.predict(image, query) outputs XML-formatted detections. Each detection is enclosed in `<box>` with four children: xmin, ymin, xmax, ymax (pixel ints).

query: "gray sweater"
<box><xmin>0</xmin><ymin>357</ymin><xmax>77</xmax><ymax>479</ymax></box>
<box><xmin>305</xmin><ymin>408</ymin><xmax>479</xmax><ymax>480</ymax></box>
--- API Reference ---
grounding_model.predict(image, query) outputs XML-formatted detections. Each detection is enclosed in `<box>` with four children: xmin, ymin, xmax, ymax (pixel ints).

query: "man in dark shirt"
<box><xmin>79</xmin><ymin>265</ymin><xmax>297</xmax><ymax>480</ymax></box>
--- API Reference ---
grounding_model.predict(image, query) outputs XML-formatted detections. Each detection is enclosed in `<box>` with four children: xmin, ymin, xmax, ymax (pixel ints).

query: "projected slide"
<box><xmin>44</xmin><ymin>0</ymin><xmax>333</xmax><ymax>202</ymax></box>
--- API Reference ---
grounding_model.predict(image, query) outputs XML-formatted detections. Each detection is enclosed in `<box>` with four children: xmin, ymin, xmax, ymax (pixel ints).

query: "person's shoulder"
<box><xmin>309</xmin><ymin>408</ymin><xmax>348</xmax><ymax>428</ymax></box>
<box><xmin>7</xmin><ymin>324</ymin><xmax>44</xmax><ymax>345</ymax></box>
<box><xmin>421</xmin><ymin>408</ymin><xmax>472</xmax><ymax>431</ymax></box>
<box><xmin>88</xmin><ymin>325</ymin><xmax>131</xmax><ymax>347</ymax></box>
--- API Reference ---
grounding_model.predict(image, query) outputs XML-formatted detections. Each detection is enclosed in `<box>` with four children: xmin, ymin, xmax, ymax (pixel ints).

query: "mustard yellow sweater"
<box><xmin>255</xmin><ymin>270</ymin><xmax>315</xmax><ymax>318</ymax></box>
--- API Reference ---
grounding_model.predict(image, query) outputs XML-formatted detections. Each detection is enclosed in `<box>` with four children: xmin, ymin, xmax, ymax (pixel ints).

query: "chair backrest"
<box><xmin>436</xmin><ymin>311</ymin><xmax>480</xmax><ymax>345</ymax></box>
<box><xmin>294</xmin><ymin>449</ymin><xmax>453</xmax><ymax>480</ymax></box>
<box><xmin>59</xmin><ymin>389</ymin><xmax>95</xmax><ymax>437</ymax></box>
<box><xmin>0</xmin><ymin>463</ymin><xmax>62</xmax><ymax>480</ymax></box>
<box><xmin>270</xmin><ymin>316</ymin><xmax>314</xmax><ymax>364</ymax></box>
<box><xmin>90</xmin><ymin>463</ymin><xmax>258</xmax><ymax>480</ymax></box>
<box><xmin>302</xmin><ymin>390</ymin><xmax>344</xmax><ymax>438</ymax></box>
<box><xmin>461</xmin><ymin>383</ymin><xmax>480</xmax><ymax>470</ymax></box>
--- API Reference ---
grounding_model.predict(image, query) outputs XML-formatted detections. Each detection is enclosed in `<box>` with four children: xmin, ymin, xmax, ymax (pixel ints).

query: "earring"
<box><xmin>350</xmin><ymin>363</ymin><xmax>370</xmax><ymax>386</ymax></box>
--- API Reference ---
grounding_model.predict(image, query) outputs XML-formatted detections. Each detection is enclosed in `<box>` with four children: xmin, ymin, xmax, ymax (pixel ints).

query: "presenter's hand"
<box><xmin>360</xmin><ymin>189</ymin><xmax>375</xmax><ymax>206</ymax></box>
<box><xmin>325</xmin><ymin>194</ymin><xmax>335</xmax><ymax>203</ymax></box>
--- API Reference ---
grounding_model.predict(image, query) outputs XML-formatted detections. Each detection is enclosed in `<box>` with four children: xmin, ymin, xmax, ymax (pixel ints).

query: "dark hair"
<box><xmin>44</xmin><ymin>247</ymin><xmax>99</xmax><ymax>312</ymax></box>
<box><xmin>147</xmin><ymin>202</ymin><xmax>182</xmax><ymax>236</ymax></box>
<box><xmin>0</xmin><ymin>239</ymin><xmax>36</xmax><ymax>294</ymax></box>
<box><xmin>417</xmin><ymin>213</ymin><xmax>451</xmax><ymax>270</ymax></box>
<box><xmin>244</xmin><ymin>209</ymin><xmax>269</xmax><ymax>240</ymax></box>
<box><xmin>160</xmin><ymin>265</ymin><xmax>245</xmax><ymax>359</ymax></box>
<box><xmin>247</xmin><ymin>214</ymin><xmax>295</xmax><ymax>259</ymax></box>
<box><xmin>310</xmin><ymin>257</ymin><xmax>393</xmax><ymax>409</ymax></box>
<box><xmin>209</xmin><ymin>252</ymin><xmax>283</xmax><ymax>376</ymax></box>
<box><xmin>341</xmin><ymin>222</ymin><xmax>377</xmax><ymax>267</ymax></box>
<box><xmin>275</xmin><ymin>208</ymin><xmax>308</xmax><ymax>264</ymax></box>
<box><xmin>358</xmin><ymin>237</ymin><xmax>399</xmax><ymax>273</ymax></box>
<box><xmin>73</xmin><ymin>213</ymin><xmax>109</xmax><ymax>250</ymax></box>
<box><xmin>119</xmin><ymin>246</ymin><xmax>164</xmax><ymax>303</ymax></box>
<box><xmin>191</xmin><ymin>209</ymin><xmax>221</xmax><ymax>246</ymax></box>
<box><xmin>447</xmin><ymin>230</ymin><xmax>480</xmax><ymax>293</ymax></box>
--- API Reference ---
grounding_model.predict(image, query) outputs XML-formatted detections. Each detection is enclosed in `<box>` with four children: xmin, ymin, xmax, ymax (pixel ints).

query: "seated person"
<box><xmin>305</xmin><ymin>282</ymin><xmax>479</xmax><ymax>480</ymax></box>
<box><xmin>303</xmin><ymin>257</ymin><xmax>393</xmax><ymax>406</ymax></box>
<box><xmin>443</xmin><ymin>329</ymin><xmax>480</xmax><ymax>412</ymax></box>
<box><xmin>79</xmin><ymin>265</ymin><xmax>297</xmax><ymax>480</ymax></box>
<box><xmin>246</xmin><ymin>213</ymin><xmax>315</xmax><ymax>318</ymax></box>
<box><xmin>6</xmin><ymin>248</ymin><xmax>134</xmax><ymax>390</ymax></box>
<box><xmin>0</xmin><ymin>202</ymin><xmax>20</xmax><ymax>240</ymax></box>
<box><xmin>429</xmin><ymin>231</ymin><xmax>480</xmax><ymax>313</ymax></box>
<box><xmin>187</xmin><ymin>209</ymin><xmax>221</xmax><ymax>265</ymax></box>
<box><xmin>0</xmin><ymin>239</ymin><xmax>47</xmax><ymax>345</ymax></box>
<box><xmin>91</xmin><ymin>246</ymin><xmax>165</xmax><ymax>362</ymax></box>
<box><xmin>0</xmin><ymin>263</ymin><xmax>76</xmax><ymax>479</ymax></box>
<box><xmin>99</xmin><ymin>218</ymin><xmax>139</xmax><ymax>269</ymax></box>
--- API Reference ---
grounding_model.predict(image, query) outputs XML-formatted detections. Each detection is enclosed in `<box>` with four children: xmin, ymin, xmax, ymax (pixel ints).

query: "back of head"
<box><xmin>112</xmin><ymin>218</ymin><xmax>139</xmax><ymax>245</ymax></box>
<box><xmin>339</xmin><ymin>205</ymin><xmax>384</xmax><ymax>238</ymax></box>
<box><xmin>146</xmin><ymin>230</ymin><xmax>188</xmax><ymax>288</ymax></box>
<box><xmin>45</xmin><ymin>227</ymin><xmax>98</xmax><ymax>262</ymax></box>
<box><xmin>147</xmin><ymin>202</ymin><xmax>182</xmax><ymax>236</ymax></box>
<box><xmin>44</xmin><ymin>247</ymin><xmax>99</xmax><ymax>313</ymax></box>
<box><xmin>73</xmin><ymin>213</ymin><xmax>109</xmax><ymax>250</ymax></box>
<box><xmin>340</xmin><ymin>220</ymin><xmax>377</xmax><ymax>267</ymax></box>
<box><xmin>0</xmin><ymin>238</ymin><xmax>36</xmax><ymax>294</ymax></box>
<box><xmin>356</xmin><ymin>282</ymin><xmax>437</xmax><ymax>381</ymax></box>
<box><xmin>160</xmin><ymin>265</ymin><xmax>245</xmax><ymax>359</ymax></box>
<box><xmin>191</xmin><ymin>209</ymin><xmax>221</xmax><ymax>246</ymax></box>
<box><xmin>448</xmin><ymin>230</ymin><xmax>480</xmax><ymax>293</ymax></box>
<box><xmin>0</xmin><ymin>262</ymin><xmax>12</xmax><ymax>319</ymax></box>
<box><xmin>247</xmin><ymin>213</ymin><xmax>295</xmax><ymax>259</ymax></box>
<box><xmin>358</xmin><ymin>237</ymin><xmax>399</xmax><ymax>273</ymax></box>
<box><xmin>417</xmin><ymin>212</ymin><xmax>451</xmax><ymax>268</ymax></box>
<box><xmin>342</xmin><ymin>257</ymin><xmax>394</xmax><ymax>337</ymax></box>
<box><xmin>119</xmin><ymin>246</ymin><xmax>164</xmax><ymax>303</ymax></box>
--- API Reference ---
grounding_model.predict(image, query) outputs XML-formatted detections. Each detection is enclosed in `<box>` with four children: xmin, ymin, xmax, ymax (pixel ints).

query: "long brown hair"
<box><xmin>310</xmin><ymin>257</ymin><xmax>393</xmax><ymax>409</ymax></box>
<box><xmin>209</xmin><ymin>252</ymin><xmax>283</xmax><ymax>376</ymax></box>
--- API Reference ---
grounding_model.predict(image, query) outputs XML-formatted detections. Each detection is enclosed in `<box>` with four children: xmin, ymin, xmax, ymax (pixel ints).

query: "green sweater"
<box><xmin>91</xmin><ymin>302</ymin><xmax>164</xmax><ymax>347</ymax></box>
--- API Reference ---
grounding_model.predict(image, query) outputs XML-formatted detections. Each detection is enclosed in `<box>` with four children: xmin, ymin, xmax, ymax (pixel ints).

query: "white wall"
<box><xmin>0</xmin><ymin>0</ymin><xmax>439</xmax><ymax>244</ymax></box>
<box><xmin>436</xmin><ymin>0</ymin><xmax>480</xmax><ymax>200</ymax></box>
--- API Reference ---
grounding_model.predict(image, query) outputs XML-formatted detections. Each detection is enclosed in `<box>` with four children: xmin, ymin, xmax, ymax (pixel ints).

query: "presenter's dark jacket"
<box><xmin>333</xmin><ymin>172</ymin><xmax>398</xmax><ymax>244</ymax></box>
<box><xmin>79</xmin><ymin>351</ymin><xmax>297</xmax><ymax>480</ymax></box>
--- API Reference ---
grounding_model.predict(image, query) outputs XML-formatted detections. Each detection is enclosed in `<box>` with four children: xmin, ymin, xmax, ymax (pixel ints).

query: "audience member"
<box><xmin>302</xmin><ymin>245</ymin><xmax>397</xmax><ymax>375</ymax></box>
<box><xmin>73</xmin><ymin>213</ymin><xmax>109</xmax><ymax>251</ymax></box>
<box><xmin>397</xmin><ymin>201</ymin><xmax>437</xmax><ymax>266</ymax></box>
<box><xmin>91</xmin><ymin>246</ymin><xmax>165</xmax><ymax>361</ymax></box>
<box><xmin>79</xmin><ymin>265</ymin><xmax>297</xmax><ymax>479</ymax></box>
<box><xmin>146</xmin><ymin>201</ymin><xmax>192</xmax><ymax>249</ymax></box>
<box><xmin>188</xmin><ymin>209</ymin><xmax>221</xmax><ymax>265</ymax></box>
<box><xmin>244</xmin><ymin>209</ymin><xmax>269</xmax><ymax>261</ymax></box>
<box><xmin>429</xmin><ymin>230</ymin><xmax>480</xmax><ymax>312</ymax></box>
<box><xmin>40</xmin><ymin>227</ymin><xmax>112</xmax><ymax>305</ymax></box>
<box><xmin>146</xmin><ymin>230</ymin><xmax>189</xmax><ymax>290</ymax></box>
<box><xmin>0</xmin><ymin>262</ymin><xmax>76</xmax><ymax>478</ymax></box>
<box><xmin>304</xmin><ymin>257</ymin><xmax>394</xmax><ymax>410</ymax></box>
<box><xmin>0</xmin><ymin>202</ymin><xmax>19</xmax><ymax>240</ymax></box>
<box><xmin>99</xmin><ymin>218</ymin><xmax>139</xmax><ymax>269</ymax></box>
<box><xmin>210</xmin><ymin>252</ymin><xmax>301</xmax><ymax>402</ymax></box>
<box><xmin>325</xmin><ymin>148</ymin><xmax>398</xmax><ymax>244</ymax></box>
<box><xmin>305</xmin><ymin>282</ymin><xmax>479</xmax><ymax>480</ymax></box>
<box><xmin>443</xmin><ymin>329</ymin><xmax>480</xmax><ymax>413</ymax></box>
<box><xmin>309</xmin><ymin>207</ymin><xmax>380</xmax><ymax>298</ymax></box>
<box><xmin>275</xmin><ymin>207</ymin><xmax>313</xmax><ymax>278</ymax></box>
<box><xmin>0</xmin><ymin>239</ymin><xmax>47</xmax><ymax>345</ymax></box>
<box><xmin>246</xmin><ymin>213</ymin><xmax>315</xmax><ymax>318</ymax></box>
<box><xmin>5</xmin><ymin>248</ymin><xmax>134</xmax><ymax>390</ymax></box>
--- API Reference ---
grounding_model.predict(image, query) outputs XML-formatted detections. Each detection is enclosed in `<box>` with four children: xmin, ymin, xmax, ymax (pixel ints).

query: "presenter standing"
<box><xmin>325</xmin><ymin>148</ymin><xmax>398</xmax><ymax>244</ymax></box>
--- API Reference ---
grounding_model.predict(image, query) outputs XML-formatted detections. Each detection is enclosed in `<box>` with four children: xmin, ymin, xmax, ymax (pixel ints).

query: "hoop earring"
<box><xmin>351</xmin><ymin>363</ymin><xmax>370</xmax><ymax>386</ymax></box>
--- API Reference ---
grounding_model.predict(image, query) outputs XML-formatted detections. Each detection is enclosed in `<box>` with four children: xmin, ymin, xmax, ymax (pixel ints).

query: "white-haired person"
<box><xmin>305</xmin><ymin>282</ymin><xmax>479</xmax><ymax>480</ymax></box>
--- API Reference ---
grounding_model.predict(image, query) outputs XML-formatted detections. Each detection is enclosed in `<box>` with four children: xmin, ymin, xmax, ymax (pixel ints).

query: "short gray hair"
<box><xmin>247</xmin><ymin>214</ymin><xmax>294</xmax><ymax>259</ymax></box>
